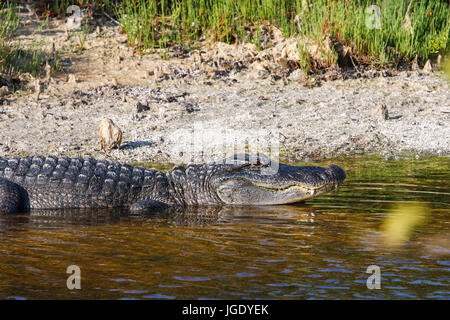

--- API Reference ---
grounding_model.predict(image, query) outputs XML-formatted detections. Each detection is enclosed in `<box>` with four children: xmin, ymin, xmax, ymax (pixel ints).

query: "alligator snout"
<box><xmin>324</xmin><ymin>165</ymin><xmax>346</xmax><ymax>184</ymax></box>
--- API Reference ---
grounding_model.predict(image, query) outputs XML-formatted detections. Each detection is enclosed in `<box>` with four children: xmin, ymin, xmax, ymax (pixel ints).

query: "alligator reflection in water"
<box><xmin>0</xmin><ymin>204</ymin><xmax>320</xmax><ymax>229</ymax></box>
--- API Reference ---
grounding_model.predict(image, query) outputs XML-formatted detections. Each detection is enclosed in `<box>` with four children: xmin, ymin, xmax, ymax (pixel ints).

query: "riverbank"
<box><xmin>0</xmin><ymin>3</ymin><xmax>448</xmax><ymax>164</ymax></box>
<box><xmin>1</xmin><ymin>69</ymin><xmax>448</xmax><ymax>164</ymax></box>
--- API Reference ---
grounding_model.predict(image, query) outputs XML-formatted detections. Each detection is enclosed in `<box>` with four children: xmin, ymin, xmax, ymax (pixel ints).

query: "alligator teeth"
<box><xmin>310</xmin><ymin>189</ymin><xmax>315</xmax><ymax>195</ymax></box>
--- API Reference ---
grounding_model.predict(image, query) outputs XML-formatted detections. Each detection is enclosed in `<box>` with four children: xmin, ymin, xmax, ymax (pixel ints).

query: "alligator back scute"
<box><xmin>19</xmin><ymin>156</ymin><xmax>32</xmax><ymax>169</ymax></box>
<box><xmin>32</xmin><ymin>156</ymin><xmax>46</xmax><ymax>166</ymax></box>
<box><xmin>41</xmin><ymin>162</ymin><xmax>54</xmax><ymax>177</ymax></box>
<box><xmin>0</xmin><ymin>156</ymin><xmax>147</xmax><ymax>209</ymax></box>
<box><xmin>7</xmin><ymin>158</ymin><xmax>19</xmax><ymax>171</ymax></box>
<box><xmin>104</xmin><ymin>178</ymin><xmax>116</xmax><ymax>194</ymax></box>
<box><xmin>45</xmin><ymin>156</ymin><xmax>57</xmax><ymax>167</ymax></box>
<box><xmin>89</xmin><ymin>174</ymin><xmax>103</xmax><ymax>192</ymax></box>
<box><xmin>50</xmin><ymin>167</ymin><xmax>64</xmax><ymax>182</ymax></box>
<box><xmin>132</xmin><ymin>167</ymin><xmax>145</xmax><ymax>185</ymax></box>
<box><xmin>0</xmin><ymin>158</ymin><xmax>7</xmax><ymax>172</ymax></box>
<box><xmin>28</xmin><ymin>163</ymin><xmax>42</xmax><ymax>177</ymax></box>
<box><xmin>80</xmin><ymin>162</ymin><xmax>93</xmax><ymax>177</ymax></box>
<box><xmin>76</xmin><ymin>173</ymin><xmax>89</xmax><ymax>191</ymax></box>
<box><xmin>0</xmin><ymin>156</ymin><xmax>172</xmax><ymax>209</ymax></box>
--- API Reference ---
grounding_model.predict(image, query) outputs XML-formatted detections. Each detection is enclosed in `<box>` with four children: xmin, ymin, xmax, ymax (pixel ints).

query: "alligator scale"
<box><xmin>0</xmin><ymin>154</ymin><xmax>345</xmax><ymax>214</ymax></box>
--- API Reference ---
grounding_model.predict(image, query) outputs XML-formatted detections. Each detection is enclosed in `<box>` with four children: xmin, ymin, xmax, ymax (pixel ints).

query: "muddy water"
<box><xmin>0</xmin><ymin>156</ymin><xmax>448</xmax><ymax>299</ymax></box>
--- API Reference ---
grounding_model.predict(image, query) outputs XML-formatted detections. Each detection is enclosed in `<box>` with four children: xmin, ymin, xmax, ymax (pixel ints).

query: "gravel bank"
<box><xmin>0</xmin><ymin>70</ymin><xmax>448</xmax><ymax>164</ymax></box>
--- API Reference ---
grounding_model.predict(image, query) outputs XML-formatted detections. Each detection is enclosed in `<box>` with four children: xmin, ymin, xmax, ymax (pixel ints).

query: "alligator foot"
<box><xmin>129</xmin><ymin>199</ymin><xmax>171</xmax><ymax>214</ymax></box>
<box><xmin>0</xmin><ymin>178</ymin><xmax>27</xmax><ymax>215</ymax></box>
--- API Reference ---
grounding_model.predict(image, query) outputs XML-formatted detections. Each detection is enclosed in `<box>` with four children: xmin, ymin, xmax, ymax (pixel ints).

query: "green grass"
<box><xmin>0</xmin><ymin>1</ymin><xmax>19</xmax><ymax>39</ymax></box>
<box><xmin>0</xmin><ymin>1</ymin><xmax>20</xmax><ymax>77</ymax></box>
<box><xmin>443</xmin><ymin>54</ymin><xmax>450</xmax><ymax>81</ymax></box>
<box><xmin>2</xmin><ymin>0</ymin><xmax>449</xmax><ymax>77</ymax></box>
<box><xmin>113</xmin><ymin>0</ymin><xmax>449</xmax><ymax>71</ymax></box>
<box><xmin>0</xmin><ymin>1</ymin><xmax>61</xmax><ymax>80</ymax></box>
<box><xmin>36</xmin><ymin>0</ymin><xmax>117</xmax><ymax>17</ymax></box>
<box><xmin>304</xmin><ymin>0</ymin><xmax>450</xmax><ymax>67</ymax></box>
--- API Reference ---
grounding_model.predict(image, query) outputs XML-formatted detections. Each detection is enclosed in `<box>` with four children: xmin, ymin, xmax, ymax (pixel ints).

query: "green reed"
<box><xmin>7</xmin><ymin>0</ymin><xmax>449</xmax><ymax>72</ymax></box>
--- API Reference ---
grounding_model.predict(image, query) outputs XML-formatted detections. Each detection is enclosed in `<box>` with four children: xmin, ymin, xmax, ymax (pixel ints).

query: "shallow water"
<box><xmin>0</xmin><ymin>156</ymin><xmax>448</xmax><ymax>300</ymax></box>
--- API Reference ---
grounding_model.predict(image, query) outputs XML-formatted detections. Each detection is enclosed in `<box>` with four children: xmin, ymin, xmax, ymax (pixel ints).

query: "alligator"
<box><xmin>0</xmin><ymin>153</ymin><xmax>345</xmax><ymax>215</ymax></box>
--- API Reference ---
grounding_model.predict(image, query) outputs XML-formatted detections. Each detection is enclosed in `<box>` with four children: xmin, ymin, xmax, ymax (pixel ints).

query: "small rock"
<box><xmin>34</xmin><ymin>79</ymin><xmax>41</xmax><ymax>101</ymax></box>
<box><xmin>373</xmin><ymin>104</ymin><xmax>389</xmax><ymax>121</ymax></box>
<box><xmin>68</xmin><ymin>74</ymin><xmax>78</xmax><ymax>83</ymax></box>
<box><xmin>183</xmin><ymin>102</ymin><xmax>198</xmax><ymax>113</ymax></box>
<box><xmin>402</xmin><ymin>10</ymin><xmax>413</xmax><ymax>34</ymax></box>
<box><xmin>0</xmin><ymin>86</ymin><xmax>9</xmax><ymax>97</ymax></box>
<box><xmin>136</xmin><ymin>100</ymin><xmax>150</xmax><ymax>113</ymax></box>
<box><xmin>98</xmin><ymin>118</ymin><xmax>123</xmax><ymax>151</ymax></box>
<box><xmin>436</xmin><ymin>55</ymin><xmax>442</xmax><ymax>69</ymax></box>
<box><xmin>279</xmin><ymin>58</ymin><xmax>298</xmax><ymax>72</ymax></box>
<box><xmin>44</xmin><ymin>62</ymin><xmax>51</xmax><ymax>83</ymax></box>
<box><xmin>422</xmin><ymin>59</ymin><xmax>432</xmax><ymax>73</ymax></box>
<box><xmin>411</xmin><ymin>55</ymin><xmax>419</xmax><ymax>71</ymax></box>
<box><xmin>153</xmin><ymin>67</ymin><xmax>160</xmax><ymax>82</ymax></box>
<box><xmin>287</xmin><ymin>69</ymin><xmax>305</xmax><ymax>81</ymax></box>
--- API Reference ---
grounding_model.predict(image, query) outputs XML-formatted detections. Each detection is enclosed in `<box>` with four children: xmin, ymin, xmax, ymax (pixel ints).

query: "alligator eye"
<box><xmin>251</xmin><ymin>159</ymin><xmax>267</xmax><ymax>168</ymax></box>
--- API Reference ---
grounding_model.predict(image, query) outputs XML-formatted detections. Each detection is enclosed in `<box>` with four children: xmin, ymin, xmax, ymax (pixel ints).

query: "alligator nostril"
<box><xmin>326</xmin><ymin>165</ymin><xmax>346</xmax><ymax>182</ymax></box>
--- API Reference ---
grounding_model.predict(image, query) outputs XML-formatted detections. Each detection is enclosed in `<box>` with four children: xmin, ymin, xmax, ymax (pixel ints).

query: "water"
<box><xmin>0</xmin><ymin>156</ymin><xmax>448</xmax><ymax>299</ymax></box>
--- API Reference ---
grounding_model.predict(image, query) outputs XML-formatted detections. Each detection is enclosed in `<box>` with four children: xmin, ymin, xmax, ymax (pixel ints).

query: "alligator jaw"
<box><xmin>255</xmin><ymin>181</ymin><xmax>341</xmax><ymax>204</ymax></box>
<box><xmin>214</xmin><ymin>161</ymin><xmax>346</xmax><ymax>205</ymax></box>
<box><xmin>216</xmin><ymin>177</ymin><xmax>343</xmax><ymax>205</ymax></box>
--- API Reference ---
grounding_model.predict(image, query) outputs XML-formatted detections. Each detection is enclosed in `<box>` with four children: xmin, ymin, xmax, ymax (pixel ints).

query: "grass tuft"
<box><xmin>1</xmin><ymin>2</ymin><xmax>61</xmax><ymax>81</ymax></box>
<box><xmin>114</xmin><ymin>0</ymin><xmax>449</xmax><ymax>71</ymax></box>
<box><xmin>3</xmin><ymin>0</ymin><xmax>450</xmax><ymax>76</ymax></box>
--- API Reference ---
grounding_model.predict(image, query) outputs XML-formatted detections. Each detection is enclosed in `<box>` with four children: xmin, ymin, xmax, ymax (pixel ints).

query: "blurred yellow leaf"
<box><xmin>381</xmin><ymin>204</ymin><xmax>428</xmax><ymax>245</ymax></box>
<box><xmin>443</xmin><ymin>55</ymin><xmax>450</xmax><ymax>81</ymax></box>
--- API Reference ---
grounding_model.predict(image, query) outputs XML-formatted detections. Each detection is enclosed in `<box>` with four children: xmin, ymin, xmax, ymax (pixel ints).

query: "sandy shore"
<box><xmin>1</xmin><ymin>71</ymin><xmax>448</xmax><ymax>164</ymax></box>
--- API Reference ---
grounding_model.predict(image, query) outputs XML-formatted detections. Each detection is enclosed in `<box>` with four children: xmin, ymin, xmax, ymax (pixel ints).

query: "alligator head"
<box><xmin>206</xmin><ymin>154</ymin><xmax>346</xmax><ymax>205</ymax></box>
